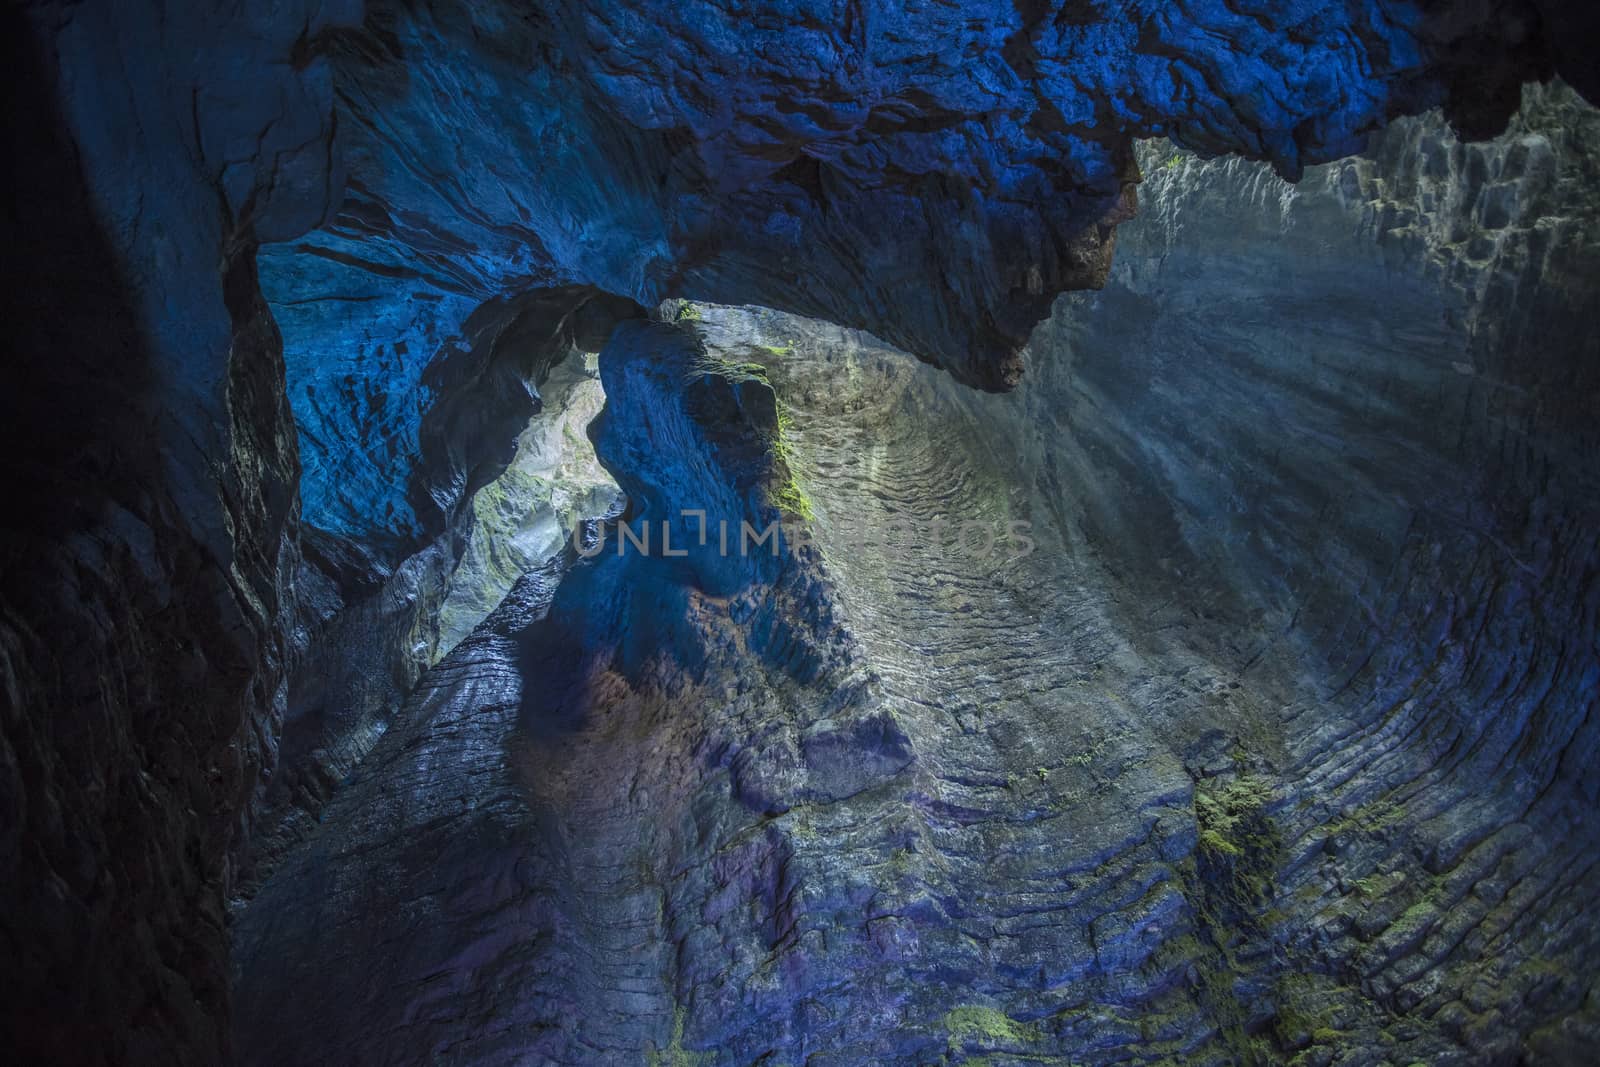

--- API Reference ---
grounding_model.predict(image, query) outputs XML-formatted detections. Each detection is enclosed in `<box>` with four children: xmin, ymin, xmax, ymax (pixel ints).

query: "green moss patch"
<box><xmin>944</xmin><ymin>1005</ymin><xmax>1038</xmax><ymax>1051</ymax></box>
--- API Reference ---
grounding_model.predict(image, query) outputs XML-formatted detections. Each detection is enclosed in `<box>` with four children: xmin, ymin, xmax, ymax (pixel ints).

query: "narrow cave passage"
<box><xmin>6</xmin><ymin>4</ymin><xmax>1600</xmax><ymax>1066</ymax></box>
<box><xmin>238</xmin><ymin>347</ymin><xmax>623</xmax><ymax>896</ymax></box>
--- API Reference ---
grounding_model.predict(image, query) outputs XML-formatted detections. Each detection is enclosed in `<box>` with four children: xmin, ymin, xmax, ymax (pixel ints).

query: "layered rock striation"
<box><xmin>235</xmin><ymin>82</ymin><xmax>1600</xmax><ymax>1064</ymax></box>
<box><xmin>6</xmin><ymin>1</ymin><xmax>1600</xmax><ymax>1064</ymax></box>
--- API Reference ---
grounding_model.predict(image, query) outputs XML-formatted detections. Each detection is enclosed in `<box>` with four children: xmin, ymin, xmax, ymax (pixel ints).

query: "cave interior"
<box><xmin>4</xmin><ymin>1</ymin><xmax>1600</xmax><ymax>1064</ymax></box>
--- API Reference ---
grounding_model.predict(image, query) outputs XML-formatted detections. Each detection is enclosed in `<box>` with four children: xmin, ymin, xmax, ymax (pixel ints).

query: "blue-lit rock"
<box><xmin>269</xmin><ymin>0</ymin><xmax>1596</xmax><ymax>548</ymax></box>
<box><xmin>6</xmin><ymin>0</ymin><xmax>1599</xmax><ymax>1063</ymax></box>
<box><xmin>268</xmin><ymin>274</ymin><xmax>636</xmax><ymax>554</ymax></box>
<box><xmin>232</xmin><ymin>314</ymin><xmax>911</xmax><ymax>1064</ymax></box>
<box><xmin>3</xmin><ymin>2</ymin><xmax>356</xmax><ymax>1061</ymax></box>
<box><xmin>233</xmin><ymin>84</ymin><xmax>1600</xmax><ymax>1065</ymax></box>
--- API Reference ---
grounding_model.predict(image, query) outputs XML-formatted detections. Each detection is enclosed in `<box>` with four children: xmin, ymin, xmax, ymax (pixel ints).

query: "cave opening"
<box><xmin>6</xmin><ymin>4</ymin><xmax>1600</xmax><ymax>1066</ymax></box>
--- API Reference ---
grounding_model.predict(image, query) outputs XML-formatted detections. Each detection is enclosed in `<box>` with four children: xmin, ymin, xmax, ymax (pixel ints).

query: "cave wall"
<box><xmin>233</xmin><ymin>284</ymin><xmax>642</xmax><ymax>898</ymax></box>
<box><xmin>239</xmin><ymin>348</ymin><xmax>620</xmax><ymax>899</ymax></box>
<box><xmin>238</xmin><ymin>0</ymin><xmax>1600</xmax><ymax>954</ymax></box>
<box><xmin>433</xmin><ymin>353</ymin><xmax>619</xmax><ymax>653</ymax></box>
<box><xmin>231</xmin><ymin>84</ymin><xmax>1600</xmax><ymax>1064</ymax></box>
<box><xmin>924</xmin><ymin>81</ymin><xmax>1600</xmax><ymax>1060</ymax></box>
<box><xmin>231</xmin><ymin>320</ymin><xmax>878</xmax><ymax>1064</ymax></box>
<box><xmin>1022</xmin><ymin>82</ymin><xmax>1600</xmax><ymax>815</ymax></box>
<box><xmin>1</xmin><ymin>2</ymin><xmax>354</xmax><ymax>1060</ymax></box>
<box><xmin>270</xmin><ymin>0</ymin><xmax>1600</xmax><ymax>560</ymax></box>
<box><xmin>5</xmin><ymin>0</ymin><xmax>1600</xmax><ymax>1063</ymax></box>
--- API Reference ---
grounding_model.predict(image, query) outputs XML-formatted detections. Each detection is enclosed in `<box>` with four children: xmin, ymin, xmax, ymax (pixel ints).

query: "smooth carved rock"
<box><xmin>236</xmin><ymin>83</ymin><xmax>1600</xmax><ymax>1063</ymax></box>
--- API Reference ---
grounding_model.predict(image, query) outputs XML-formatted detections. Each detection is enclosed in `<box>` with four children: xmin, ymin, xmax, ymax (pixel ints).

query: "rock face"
<box><xmin>233</xmin><ymin>320</ymin><xmax>887</xmax><ymax>1063</ymax></box>
<box><xmin>1019</xmin><ymin>85</ymin><xmax>1600</xmax><ymax>1061</ymax></box>
<box><xmin>238</xmin><ymin>347</ymin><xmax>620</xmax><ymax>901</ymax></box>
<box><xmin>5</xmin><ymin>2</ymin><xmax>1600</xmax><ymax>1066</ymax></box>
<box><xmin>435</xmin><ymin>353</ymin><xmax>620</xmax><ymax>653</ymax></box>
<box><xmin>271</xmin><ymin>0</ymin><xmax>1600</xmax><ymax>555</ymax></box>
<box><xmin>232</xmin><ymin>83</ymin><xmax>1600</xmax><ymax>1065</ymax></box>
<box><xmin>2</xmin><ymin>2</ymin><xmax>353</xmax><ymax>1062</ymax></box>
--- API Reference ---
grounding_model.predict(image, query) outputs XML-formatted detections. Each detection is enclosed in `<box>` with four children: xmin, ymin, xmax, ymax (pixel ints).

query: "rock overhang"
<box><xmin>261</xmin><ymin>0</ymin><xmax>1595</xmax><ymax>550</ymax></box>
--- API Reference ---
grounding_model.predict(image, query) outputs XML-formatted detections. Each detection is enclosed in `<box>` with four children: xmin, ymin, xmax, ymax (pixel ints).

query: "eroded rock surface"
<box><xmin>234</xmin><ymin>319</ymin><xmax>887</xmax><ymax>1062</ymax></box>
<box><xmin>271</xmin><ymin>0</ymin><xmax>1600</xmax><ymax>554</ymax></box>
<box><xmin>6</xmin><ymin>1</ymin><xmax>1600</xmax><ymax>1064</ymax></box>
<box><xmin>3</xmin><ymin>3</ymin><xmax>353</xmax><ymax>1061</ymax></box>
<box><xmin>234</xmin><ymin>84</ymin><xmax>1600</xmax><ymax>1064</ymax></box>
<box><xmin>435</xmin><ymin>353</ymin><xmax>621</xmax><ymax>653</ymax></box>
<box><xmin>238</xmin><ymin>347</ymin><xmax>621</xmax><ymax>901</ymax></box>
